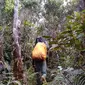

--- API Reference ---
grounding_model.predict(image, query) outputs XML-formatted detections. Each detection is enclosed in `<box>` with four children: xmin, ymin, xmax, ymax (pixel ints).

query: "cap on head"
<box><xmin>35</xmin><ymin>37</ymin><xmax>45</xmax><ymax>44</ymax></box>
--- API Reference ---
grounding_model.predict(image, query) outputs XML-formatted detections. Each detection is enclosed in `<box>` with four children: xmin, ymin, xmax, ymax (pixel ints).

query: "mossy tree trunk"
<box><xmin>0</xmin><ymin>35</ymin><xmax>4</xmax><ymax>69</ymax></box>
<box><xmin>0</xmin><ymin>26</ymin><xmax>5</xmax><ymax>71</ymax></box>
<box><xmin>13</xmin><ymin>0</ymin><xmax>24</xmax><ymax>80</ymax></box>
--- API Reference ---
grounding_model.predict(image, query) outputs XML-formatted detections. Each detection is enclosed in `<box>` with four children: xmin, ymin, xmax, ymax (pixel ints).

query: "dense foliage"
<box><xmin>0</xmin><ymin>0</ymin><xmax>85</xmax><ymax>85</ymax></box>
<box><xmin>48</xmin><ymin>10</ymin><xmax>85</xmax><ymax>68</ymax></box>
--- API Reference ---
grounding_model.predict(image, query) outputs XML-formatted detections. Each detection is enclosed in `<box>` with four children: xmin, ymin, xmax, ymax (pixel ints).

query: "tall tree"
<box><xmin>0</xmin><ymin>0</ymin><xmax>5</xmax><ymax>70</ymax></box>
<box><xmin>13</xmin><ymin>0</ymin><xmax>23</xmax><ymax>80</ymax></box>
<box><xmin>0</xmin><ymin>26</ymin><xmax>5</xmax><ymax>71</ymax></box>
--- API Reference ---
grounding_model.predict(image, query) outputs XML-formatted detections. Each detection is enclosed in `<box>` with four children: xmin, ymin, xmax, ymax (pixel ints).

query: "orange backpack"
<box><xmin>32</xmin><ymin>42</ymin><xmax>47</xmax><ymax>60</ymax></box>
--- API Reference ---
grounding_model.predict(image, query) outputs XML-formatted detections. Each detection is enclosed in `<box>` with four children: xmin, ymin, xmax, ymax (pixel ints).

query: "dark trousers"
<box><xmin>33</xmin><ymin>59</ymin><xmax>47</xmax><ymax>85</ymax></box>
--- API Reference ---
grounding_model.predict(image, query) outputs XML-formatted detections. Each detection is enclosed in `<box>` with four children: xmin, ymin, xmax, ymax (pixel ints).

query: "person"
<box><xmin>32</xmin><ymin>37</ymin><xmax>47</xmax><ymax>85</ymax></box>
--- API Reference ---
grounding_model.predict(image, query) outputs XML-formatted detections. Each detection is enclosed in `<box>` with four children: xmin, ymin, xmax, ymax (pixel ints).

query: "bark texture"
<box><xmin>13</xmin><ymin>0</ymin><xmax>23</xmax><ymax>80</ymax></box>
<box><xmin>0</xmin><ymin>27</ymin><xmax>5</xmax><ymax>72</ymax></box>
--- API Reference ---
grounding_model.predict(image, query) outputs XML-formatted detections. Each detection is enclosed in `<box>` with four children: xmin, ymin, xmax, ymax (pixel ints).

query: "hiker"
<box><xmin>32</xmin><ymin>37</ymin><xmax>47</xmax><ymax>85</ymax></box>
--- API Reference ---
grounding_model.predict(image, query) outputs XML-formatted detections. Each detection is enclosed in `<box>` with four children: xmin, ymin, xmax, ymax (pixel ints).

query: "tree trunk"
<box><xmin>13</xmin><ymin>0</ymin><xmax>23</xmax><ymax>80</ymax></box>
<box><xmin>0</xmin><ymin>26</ymin><xmax>5</xmax><ymax>72</ymax></box>
<box><xmin>0</xmin><ymin>38</ymin><xmax>3</xmax><ymax>61</ymax></box>
<box><xmin>0</xmin><ymin>37</ymin><xmax>4</xmax><ymax>71</ymax></box>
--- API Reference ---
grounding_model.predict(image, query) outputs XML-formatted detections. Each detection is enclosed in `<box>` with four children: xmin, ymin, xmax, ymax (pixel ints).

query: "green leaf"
<box><xmin>23</xmin><ymin>20</ymin><xmax>34</xmax><ymax>27</ymax></box>
<box><xmin>74</xmin><ymin>12</ymin><xmax>81</xmax><ymax>19</ymax></box>
<box><xmin>67</xmin><ymin>15</ymin><xmax>74</xmax><ymax>19</ymax></box>
<box><xmin>62</xmin><ymin>30</ymin><xmax>72</xmax><ymax>34</ymax></box>
<box><xmin>49</xmin><ymin>41</ymin><xmax>57</xmax><ymax>45</ymax></box>
<box><xmin>0</xmin><ymin>26</ymin><xmax>2</xmax><ymax>30</ymax></box>
<box><xmin>82</xmin><ymin>9</ymin><xmax>85</xmax><ymax>13</ymax></box>
<box><xmin>43</xmin><ymin>36</ymin><xmax>52</xmax><ymax>39</ymax></box>
<box><xmin>53</xmin><ymin>46</ymin><xmax>61</xmax><ymax>51</ymax></box>
<box><xmin>5</xmin><ymin>0</ymin><xmax>14</xmax><ymax>13</ymax></box>
<box><xmin>80</xmin><ymin>49</ymin><xmax>85</xmax><ymax>52</ymax></box>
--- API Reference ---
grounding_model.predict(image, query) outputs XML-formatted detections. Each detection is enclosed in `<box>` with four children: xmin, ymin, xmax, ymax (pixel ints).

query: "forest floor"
<box><xmin>0</xmin><ymin>65</ymin><xmax>85</xmax><ymax>85</ymax></box>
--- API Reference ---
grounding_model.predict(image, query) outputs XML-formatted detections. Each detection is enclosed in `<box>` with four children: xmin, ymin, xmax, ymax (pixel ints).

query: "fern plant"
<box><xmin>74</xmin><ymin>74</ymin><xmax>85</xmax><ymax>85</ymax></box>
